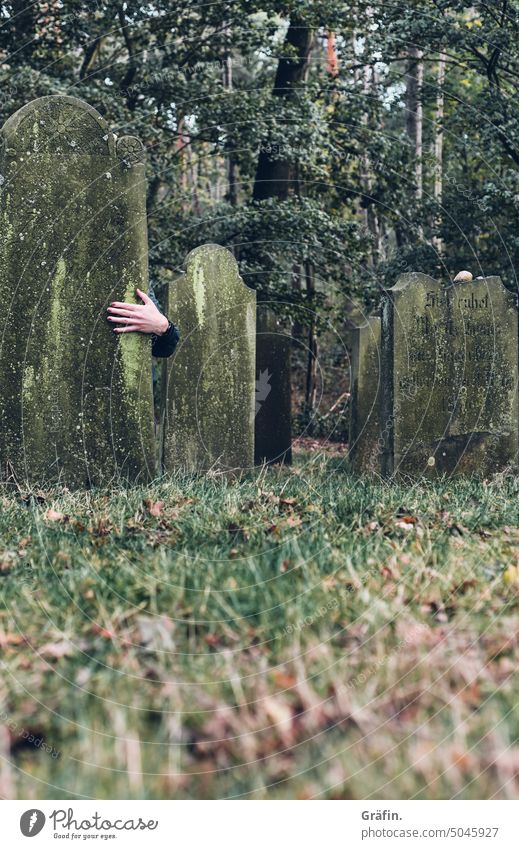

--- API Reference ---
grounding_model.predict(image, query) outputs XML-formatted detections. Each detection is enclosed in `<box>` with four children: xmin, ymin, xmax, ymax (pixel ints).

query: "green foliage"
<box><xmin>1</xmin><ymin>2</ymin><xmax>519</xmax><ymax>345</ymax></box>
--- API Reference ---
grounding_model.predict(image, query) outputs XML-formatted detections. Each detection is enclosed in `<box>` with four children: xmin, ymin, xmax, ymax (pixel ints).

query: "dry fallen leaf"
<box><xmin>44</xmin><ymin>508</ymin><xmax>68</xmax><ymax>523</ymax></box>
<box><xmin>395</xmin><ymin>520</ymin><xmax>415</xmax><ymax>532</ymax></box>
<box><xmin>91</xmin><ymin>624</ymin><xmax>116</xmax><ymax>639</ymax></box>
<box><xmin>503</xmin><ymin>565</ymin><xmax>519</xmax><ymax>586</ymax></box>
<box><xmin>39</xmin><ymin>639</ymin><xmax>75</xmax><ymax>659</ymax></box>
<box><xmin>0</xmin><ymin>630</ymin><xmax>26</xmax><ymax>648</ymax></box>
<box><xmin>145</xmin><ymin>499</ymin><xmax>165</xmax><ymax>517</ymax></box>
<box><xmin>284</xmin><ymin>515</ymin><xmax>302</xmax><ymax>528</ymax></box>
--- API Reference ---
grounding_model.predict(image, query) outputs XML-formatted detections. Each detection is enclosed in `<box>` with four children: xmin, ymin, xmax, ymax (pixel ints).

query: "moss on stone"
<box><xmin>0</xmin><ymin>95</ymin><xmax>156</xmax><ymax>486</ymax></box>
<box><xmin>382</xmin><ymin>273</ymin><xmax>518</xmax><ymax>477</ymax></box>
<box><xmin>163</xmin><ymin>244</ymin><xmax>256</xmax><ymax>473</ymax></box>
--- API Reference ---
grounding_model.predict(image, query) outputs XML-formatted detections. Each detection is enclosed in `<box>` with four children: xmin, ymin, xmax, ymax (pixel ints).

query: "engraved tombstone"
<box><xmin>254</xmin><ymin>305</ymin><xmax>292</xmax><ymax>465</ymax></box>
<box><xmin>382</xmin><ymin>274</ymin><xmax>449</xmax><ymax>476</ymax></box>
<box><xmin>163</xmin><ymin>244</ymin><xmax>256</xmax><ymax>473</ymax></box>
<box><xmin>349</xmin><ymin>315</ymin><xmax>382</xmax><ymax>474</ymax></box>
<box><xmin>446</xmin><ymin>276</ymin><xmax>518</xmax><ymax>474</ymax></box>
<box><xmin>0</xmin><ymin>95</ymin><xmax>156</xmax><ymax>486</ymax></box>
<box><xmin>382</xmin><ymin>273</ymin><xmax>518</xmax><ymax>476</ymax></box>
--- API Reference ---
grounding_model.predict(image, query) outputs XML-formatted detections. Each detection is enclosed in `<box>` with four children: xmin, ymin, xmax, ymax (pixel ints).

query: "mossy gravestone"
<box><xmin>349</xmin><ymin>315</ymin><xmax>381</xmax><ymax>474</ymax></box>
<box><xmin>0</xmin><ymin>95</ymin><xmax>156</xmax><ymax>486</ymax></box>
<box><xmin>254</xmin><ymin>305</ymin><xmax>292</xmax><ymax>465</ymax></box>
<box><xmin>382</xmin><ymin>273</ymin><xmax>518</xmax><ymax>477</ymax></box>
<box><xmin>447</xmin><ymin>276</ymin><xmax>518</xmax><ymax>473</ymax></box>
<box><xmin>163</xmin><ymin>245</ymin><xmax>256</xmax><ymax>473</ymax></box>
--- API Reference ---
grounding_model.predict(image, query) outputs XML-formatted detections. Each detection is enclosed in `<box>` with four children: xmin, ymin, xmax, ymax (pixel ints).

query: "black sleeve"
<box><xmin>151</xmin><ymin>321</ymin><xmax>180</xmax><ymax>358</ymax></box>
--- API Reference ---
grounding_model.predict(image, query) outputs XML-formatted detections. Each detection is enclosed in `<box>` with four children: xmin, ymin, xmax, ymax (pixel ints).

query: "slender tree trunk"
<box><xmin>223</xmin><ymin>52</ymin><xmax>238</xmax><ymax>206</ymax></box>
<box><xmin>432</xmin><ymin>52</ymin><xmax>446</xmax><ymax>253</ymax></box>
<box><xmin>80</xmin><ymin>36</ymin><xmax>103</xmax><ymax>80</ymax></box>
<box><xmin>406</xmin><ymin>46</ymin><xmax>424</xmax><ymax>217</ymax></box>
<box><xmin>11</xmin><ymin>0</ymin><xmax>37</xmax><ymax>61</ymax></box>
<box><xmin>176</xmin><ymin>113</ymin><xmax>190</xmax><ymax>210</ymax></box>
<box><xmin>327</xmin><ymin>31</ymin><xmax>338</xmax><ymax>77</ymax></box>
<box><xmin>415</xmin><ymin>59</ymin><xmax>423</xmax><ymax>204</ymax></box>
<box><xmin>304</xmin><ymin>261</ymin><xmax>318</xmax><ymax>415</ymax></box>
<box><xmin>359</xmin><ymin>64</ymin><xmax>382</xmax><ymax>265</ymax></box>
<box><xmin>253</xmin><ymin>17</ymin><xmax>314</xmax><ymax>200</ymax></box>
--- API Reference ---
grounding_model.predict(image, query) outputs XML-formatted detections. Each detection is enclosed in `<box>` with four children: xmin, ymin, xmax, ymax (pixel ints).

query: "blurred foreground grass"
<box><xmin>1</xmin><ymin>449</ymin><xmax>519</xmax><ymax>799</ymax></box>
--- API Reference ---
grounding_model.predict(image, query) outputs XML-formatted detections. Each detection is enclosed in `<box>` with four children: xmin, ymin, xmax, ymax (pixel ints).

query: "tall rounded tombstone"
<box><xmin>163</xmin><ymin>244</ymin><xmax>256</xmax><ymax>473</ymax></box>
<box><xmin>0</xmin><ymin>95</ymin><xmax>156</xmax><ymax>486</ymax></box>
<box><xmin>381</xmin><ymin>274</ymin><xmax>450</xmax><ymax>477</ymax></box>
<box><xmin>254</xmin><ymin>304</ymin><xmax>292</xmax><ymax>465</ymax></box>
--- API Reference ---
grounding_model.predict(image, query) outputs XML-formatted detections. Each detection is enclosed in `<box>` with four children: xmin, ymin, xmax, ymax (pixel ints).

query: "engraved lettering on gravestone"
<box><xmin>382</xmin><ymin>272</ymin><xmax>518</xmax><ymax>477</ymax></box>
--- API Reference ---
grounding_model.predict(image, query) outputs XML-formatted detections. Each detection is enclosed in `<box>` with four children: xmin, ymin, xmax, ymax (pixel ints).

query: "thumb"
<box><xmin>136</xmin><ymin>287</ymin><xmax>151</xmax><ymax>305</ymax></box>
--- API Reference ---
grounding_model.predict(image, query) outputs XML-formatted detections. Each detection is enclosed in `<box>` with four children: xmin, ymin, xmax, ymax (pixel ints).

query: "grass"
<box><xmin>1</xmin><ymin>448</ymin><xmax>519</xmax><ymax>799</ymax></box>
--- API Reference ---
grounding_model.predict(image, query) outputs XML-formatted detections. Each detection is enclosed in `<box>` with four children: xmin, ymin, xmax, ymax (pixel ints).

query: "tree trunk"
<box><xmin>327</xmin><ymin>31</ymin><xmax>339</xmax><ymax>77</ymax></box>
<box><xmin>223</xmin><ymin>52</ymin><xmax>238</xmax><ymax>206</ymax></box>
<box><xmin>252</xmin><ymin>17</ymin><xmax>314</xmax><ymax>201</ymax></box>
<box><xmin>360</xmin><ymin>64</ymin><xmax>381</xmax><ymax>265</ymax></box>
<box><xmin>432</xmin><ymin>52</ymin><xmax>446</xmax><ymax>253</ymax></box>
<box><xmin>176</xmin><ymin>112</ymin><xmax>188</xmax><ymax>210</ymax></box>
<box><xmin>304</xmin><ymin>262</ymin><xmax>318</xmax><ymax>415</ymax></box>
<box><xmin>406</xmin><ymin>46</ymin><xmax>424</xmax><ymax>207</ymax></box>
<box><xmin>11</xmin><ymin>0</ymin><xmax>37</xmax><ymax>61</ymax></box>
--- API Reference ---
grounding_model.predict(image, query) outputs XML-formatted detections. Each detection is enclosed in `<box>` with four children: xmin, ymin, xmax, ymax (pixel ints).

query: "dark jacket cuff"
<box><xmin>151</xmin><ymin>321</ymin><xmax>180</xmax><ymax>358</ymax></box>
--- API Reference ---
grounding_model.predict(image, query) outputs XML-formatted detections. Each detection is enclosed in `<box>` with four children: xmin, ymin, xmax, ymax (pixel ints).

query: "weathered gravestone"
<box><xmin>162</xmin><ymin>244</ymin><xmax>256</xmax><ymax>473</ymax></box>
<box><xmin>382</xmin><ymin>273</ymin><xmax>518</xmax><ymax>477</ymax></box>
<box><xmin>0</xmin><ymin>96</ymin><xmax>156</xmax><ymax>486</ymax></box>
<box><xmin>254</xmin><ymin>305</ymin><xmax>292</xmax><ymax>465</ymax></box>
<box><xmin>447</xmin><ymin>276</ymin><xmax>518</xmax><ymax>473</ymax></box>
<box><xmin>349</xmin><ymin>315</ymin><xmax>381</xmax><ymax>474</ymax></box>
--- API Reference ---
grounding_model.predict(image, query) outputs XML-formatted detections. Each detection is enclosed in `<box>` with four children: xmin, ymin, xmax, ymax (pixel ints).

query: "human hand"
<box><xmin>107</xmin><ymin>288</ymin><xmax>169</xmax><ymax>335</ymax></box>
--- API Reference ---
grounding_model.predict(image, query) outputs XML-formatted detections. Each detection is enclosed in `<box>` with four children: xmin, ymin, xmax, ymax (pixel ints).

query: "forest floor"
<box><xmin>1</xmin><ymin>448</ymin><xmax>519</xmax><ymax>800</ymax></box>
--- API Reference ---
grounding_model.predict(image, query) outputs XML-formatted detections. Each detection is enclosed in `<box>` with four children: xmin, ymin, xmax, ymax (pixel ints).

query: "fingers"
<box><xmin>107</xmin><ymin>306</ymin><xmax>143</xmax><ymax>318</ymax></box>
<box><xmin>113</xmin><ymin>325</ymin><xmax>141</xmax><ymax>333</ymax></box>
<box><xmin>136</xmin><ymin>288</ymin><xmax>152</xmax><ymax>305</ymax></box>
<box><xmin>108</xmin><ymin>314</ymin><xmax>144</xmax><ymax>328</ymax></box>
<box><xmin>108</xmin><ymin>303</ymin><xmax>140</xmax><ymax>313</ymax></box>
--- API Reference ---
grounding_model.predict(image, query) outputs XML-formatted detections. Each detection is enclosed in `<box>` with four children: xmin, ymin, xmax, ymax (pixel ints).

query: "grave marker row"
<box><xmin>0</xmin><ymin>95</ymin><xmax>291</xmax><ymax>486</ymax></box>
